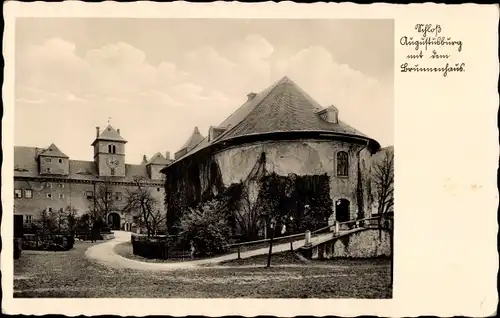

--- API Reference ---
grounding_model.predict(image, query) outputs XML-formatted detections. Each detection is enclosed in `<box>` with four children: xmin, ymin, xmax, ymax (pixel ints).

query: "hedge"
<box><xmin>22</xmin><ymin>233</ymin><xmax>75</xmax><ymax>251</ymax></box>
<box><xmin>131</xmin><ymin>234</ymin><xmax>191</xmax><ymax>260</ymax></box>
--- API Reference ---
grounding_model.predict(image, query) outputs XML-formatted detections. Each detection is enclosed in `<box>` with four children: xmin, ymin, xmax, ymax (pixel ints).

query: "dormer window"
<box><xmin>316</xmin><ymin>105</ymin><xmax>339</xmax><ymax>124</ymax></box>
<box><xmin>208</xmin><ymin>126</ymin><xmax>227</xmax><ymax>142</ymax></box>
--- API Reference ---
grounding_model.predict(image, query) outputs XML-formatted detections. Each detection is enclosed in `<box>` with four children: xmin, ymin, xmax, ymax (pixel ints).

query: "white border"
<box><xmin>3</xmin><ymin>2</ymin><xmax>499</xmax><ymax>317</ymax></box>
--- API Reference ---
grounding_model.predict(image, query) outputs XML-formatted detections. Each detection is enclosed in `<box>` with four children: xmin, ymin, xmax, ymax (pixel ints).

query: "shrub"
<box><xmin>179</xmin><ymin>199</ymin><xmax>231</xmax><ymax>257</ymax></box>
<box><xmin>131</xmin><ymin>234</ymin><xmax>188</xmax><ymax>259</ymax></box>
<box><xmin>21</xmin><ymin>234</ymin><xmax>74</xmax><ymax>251</ymax></box>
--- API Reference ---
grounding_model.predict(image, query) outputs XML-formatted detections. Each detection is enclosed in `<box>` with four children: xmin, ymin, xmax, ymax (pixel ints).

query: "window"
<box><xmin>46</xmin><ymin>193</ymin><xmax>52</xmax><ymax>199</ymax></box>
<box><xmin>58</xmin><ymin>183</ymin><xmax>64</xmax><ymax>188</ymax></box>
<box><xmin>46</xmin><ymin>182</ymin><xmax>52</xmax><ymax>188</ymax></box>
<box><xmin>85</xmin><ymin>191</ymin><xmax>94</xmax><ymax>200</ymax></box>
<box><xmin>46</xmin><ymin>168</ymin><xmax>51</xmax><ymax>173</ymax></box>
<box><xmin>106</xmin><ymin>192</ymin><xmax>112</xmax><ymax>200</ymax></box>
<box><xmin>110</xmin><ymin>168</ymin><xmax>116</xmax><ymax>176</ymax></box>
<box><xmin>45</xmin><ymin>158</ymin><xmax>51</xmax><ymax>163</ymax></box>
<box><xmin>157</xmin><ymin>187</ymin><xmax>161</xmax><ymax>192</ymax></box>
<box><xmin>115</xmin><ymin>192</ymin><xmax>122</xmax><ymax>201</ymax></box>
<box><xmin>24</xmin><ymin>189</ymin><xmax>33</xmax><ymax>199</ymax></box>
<box><xmin>108</xmin><ymin>144</ymin><xmax>117</xmax><ymax>154</ymax></box>
<box><xmin>337</xmin><ymin>151</ymin><xmax>349</xmax><ymax>177</ymax></box>
<box><xmin>47</xmin><ymin>207</ymin><xmax>53</xmax><ymax>212</ymax></box>
<box><xmin>59</xmin><ymin>194</ymin><xmax>65</xmax><ymax>199</ymax></box>
<box><xmin>58</xmin><ymin>159</ymin><xmax>63</xmax><ymax>163</ymax></box>
<box><xmin>14</xmin><ymin>189</ymin><xmax>23</xmax><ymax>199</ymax></box>
<box><xmin>24</xmin><ymin>215</ymin><xmax>33</xmax><ymax>224</ymax></box>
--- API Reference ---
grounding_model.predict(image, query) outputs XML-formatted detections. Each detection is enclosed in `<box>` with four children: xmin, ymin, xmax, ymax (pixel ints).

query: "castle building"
<box><xmin>162</xmin><ymin>76</ymin><xmax>388</xmax><ymax>238</ymax></box>
<box><xmin>14</xmin><ymin>124</ymin><xmax>172</xmax><ymax>231</ymax></box>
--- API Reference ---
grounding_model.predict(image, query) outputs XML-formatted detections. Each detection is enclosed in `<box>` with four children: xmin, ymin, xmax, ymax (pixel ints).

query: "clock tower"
<box><xmin>91</xmin><ymin>124</ymin><xmax>127</xmax><ymax>177</ymax></box>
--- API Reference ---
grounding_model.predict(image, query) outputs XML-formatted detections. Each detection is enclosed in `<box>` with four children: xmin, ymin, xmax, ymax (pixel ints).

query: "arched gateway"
<box><xmin>336</xmin><ymin>199</ymin><xmax>350</xmax><ymax>223</ymax></box>
<box><xmin>107</xmin><ymin>212</ymin><xmax>121</xmax><ymax>230</ymax></box>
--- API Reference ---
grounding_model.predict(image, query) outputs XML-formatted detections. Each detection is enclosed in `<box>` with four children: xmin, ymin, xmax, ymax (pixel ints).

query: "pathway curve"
<box><xmin>85</xmin><ymin>230</ymin><xmax>335</xmax><ymax>272</ymax></box>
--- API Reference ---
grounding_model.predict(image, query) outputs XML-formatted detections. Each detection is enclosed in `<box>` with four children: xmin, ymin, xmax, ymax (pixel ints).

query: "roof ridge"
<box><xmin>146</xmin><ymin>152</ymin><xmax>172</xmax><ymax>165</ymax></box>
<box><xmin>179</xmin><ymin>126</ymin><xmax>205</xmax><ymax>151</ymax></box>
<box><xmin>215</xmin><ymin>76</ymin><xmax>307</xmax><ymax>142</ymax></box>
<box><xmin>212</xmin><ymin>77</ymin><xmax>285</xmax><ymax>143</ymax></box>
<box><xmin>39</xmin><ymin>143</ymin><xmax>69</xmax><ymax>158</ymax></box>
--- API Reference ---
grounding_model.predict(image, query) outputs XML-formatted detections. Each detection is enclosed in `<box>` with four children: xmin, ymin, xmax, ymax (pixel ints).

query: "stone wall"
<box><xmin>308</xmin><ymin>228</ymin><xmax>392</xmax><ymax>259</ymax></box>
<box><xmin>13</xmin><ymin>179</ymin><xmax>165</xmax><ymax>229</ymax></box>
<box><xmin>148</xmin><ymin>164</ymin><xmax>167</xmax><ymax>181</ymax></box>
<box><xmin>96</xmin><ymin>154</ymin><xmax>126</xmax><ymax>177</ymax></box>
<box><xmin>39</xmin><ymin>157</ymin><xmax>70</xmax><ymax>175</ymax></box>
<box><xmin>94</xmin><ymin>141</ymin><xmax>125</xmax><ymax>157</ymax></box>
<box><xmin>214</xmin><ymin>139</ymin><xmax>375</xmax><ymax>221</ymax></box>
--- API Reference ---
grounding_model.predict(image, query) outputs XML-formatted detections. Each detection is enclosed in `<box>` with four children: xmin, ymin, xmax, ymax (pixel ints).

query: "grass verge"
<box><xmin>15</xmin><ymin>241</ymin><xmax>392</xmax><ymax>298</ymax></box>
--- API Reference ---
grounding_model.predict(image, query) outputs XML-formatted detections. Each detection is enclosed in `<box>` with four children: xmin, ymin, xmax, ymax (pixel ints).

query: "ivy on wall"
<box><xmin>164</xmin><ymin>149</ymin><xmax>333</xmax><ymax>238</ymax></box>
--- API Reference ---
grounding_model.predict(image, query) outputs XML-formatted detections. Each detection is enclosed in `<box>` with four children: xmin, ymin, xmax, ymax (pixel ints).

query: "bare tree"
<box><xmin>89</xmin><ymin>181</ymin><xmax>119</xmax><ymax>225</ymax></box>
<box><xmin>65</xmin><ymin>205</ymin><xmax>78</xmax><ymax>236</ymax></box>
<box><xmin>124</xmin><ymin>176</ymin><xmax>166</xmax><ymax>237</ymax></box>
<box><xmin>372</xmin><ymin>147</ymin><xmax>394</xmax><ymax>218</ymax></box>
<box><xmin>50</xmin><ymin>208</ymin><xmax>67</xmax><ymax>232</ymax></box>
<box><xmin>33</xmin><ymin>208</ymin><xmax>57</xmax><ymax>234</ymax></box>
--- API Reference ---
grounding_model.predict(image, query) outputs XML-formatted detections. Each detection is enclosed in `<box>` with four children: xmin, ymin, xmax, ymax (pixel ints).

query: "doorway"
<box><xmin>336</xmin><ymin>199</ymin><xmax>350</xmax><ymax>223</ymax></box>
<box><xmin>107</xmin><ymin>212</ymin><xmax>121</xmax><ymax>230</ymax></box>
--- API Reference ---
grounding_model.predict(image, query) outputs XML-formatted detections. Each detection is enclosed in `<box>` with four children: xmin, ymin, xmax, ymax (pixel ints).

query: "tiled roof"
<box><xmin>168</xmin><ymin>76</ymin><xmax>377</xmax><ymax>166</ymax></box>
<box><xmin>216</xmin><ymin>76</ymin><xmax>367</xmax><ymax>141</ymax></box>
<box><xmin>14</xmin><ymin>146</ymin><xmax>160</xmax><ymax>184</ymax></box>
<box><xmin>92</xmin><ymin>125</ymin><xmax>126</xmax><ymax>145</ymax></box>
<box><xmin>146</xmin><ymin>152</ymin><xmax>172</xmax><ymax>165</ymax></box>
<box><xmin>14</xmin><ymin>146</ymin><xmax>40</xmax><ymax>175</ymax></box>
<box><xmin>39</xmin><ymin>143</ymin><xmax>69</xmax><ymax>158</ymax></box>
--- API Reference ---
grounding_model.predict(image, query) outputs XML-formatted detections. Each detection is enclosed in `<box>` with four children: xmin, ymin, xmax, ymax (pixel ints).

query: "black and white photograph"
<box><xmin>12</xmin><ymin>17</ymin><xmax>394</xmax><ymax>299</ymax></box>
<box><xmin>3</xmin><ymin>2</ymin><xmax>497</xmax><ymax>317</ymax></box>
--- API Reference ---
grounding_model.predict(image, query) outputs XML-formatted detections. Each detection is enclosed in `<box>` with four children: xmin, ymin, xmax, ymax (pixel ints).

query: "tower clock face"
<box><xmin>106</xmin><ymin>156</ymin><xmax>119</xmax><ymax>168</ymax></box>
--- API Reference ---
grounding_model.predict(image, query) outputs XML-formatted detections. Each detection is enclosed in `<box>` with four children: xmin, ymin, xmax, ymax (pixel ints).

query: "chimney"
<box><xmin>247</xmin><ymin>92</ymin><xmax>257</xmax><ymax>101</ymax></box>
<box><xmin>142</xmin><ymin>155</ymin><xmax>148</xmax><ymax>164</ymax></box>
<box><xmin>165</xmin><ymin>151</ymin><xmax>170</xmax><ymax>160</ymax></box>
<box><xmin>96</xmin><ymin>126</ymin><xmax>100</xmax><ymax>138</ymax></box>
<box><xmin>117</xmin><ymin>128</ymin><xmax>120</xmax><ymax>135</ymax></box>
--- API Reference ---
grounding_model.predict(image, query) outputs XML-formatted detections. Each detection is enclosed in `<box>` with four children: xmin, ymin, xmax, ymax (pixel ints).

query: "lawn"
<box><xmin>14</xmin><ymin>241</ymin><xmax>392</xmax><ymax>298</ymax></box>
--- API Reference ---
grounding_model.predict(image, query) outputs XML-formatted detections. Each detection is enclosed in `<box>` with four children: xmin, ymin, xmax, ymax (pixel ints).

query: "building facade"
<box><xmin>162</xmin><ymin>76</ymin><xmax>389</xmax><ymax>238</ymax></box>
<box><xmin>14</xmin><ymin>124</ymin><xmax>172</xmax><ymax>231</ymax></box>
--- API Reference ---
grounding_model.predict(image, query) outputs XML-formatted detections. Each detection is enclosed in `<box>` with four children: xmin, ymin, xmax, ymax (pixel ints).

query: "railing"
<box><xmin>127</xmin><ymin>215</ymin><xmax>393</xmax><ymax>260</ymax></box>
<box><xmin>226</xmin><ymin>215</ymin><xmax>388</xmax><ymax>259</ymax></box>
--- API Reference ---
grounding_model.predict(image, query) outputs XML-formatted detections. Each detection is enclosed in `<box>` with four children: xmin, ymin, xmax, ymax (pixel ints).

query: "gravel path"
<box><xmin>85</xmin><ymin>230</ymin><xmax>335</xmax><ymax>271</ymax></box>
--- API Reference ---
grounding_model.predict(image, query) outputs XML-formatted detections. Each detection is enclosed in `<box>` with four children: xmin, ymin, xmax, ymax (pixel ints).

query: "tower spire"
<box><xmin>108</xmin><ymin>117</ymin><xmax>112</xmax><ymax>125</ymax></box>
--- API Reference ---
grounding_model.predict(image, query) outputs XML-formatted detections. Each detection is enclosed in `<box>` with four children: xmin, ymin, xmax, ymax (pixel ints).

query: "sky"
<box><xmin>14</xmin><ymin>18</ymin><xmax>394</xmax><ymax>164</ymax></box>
